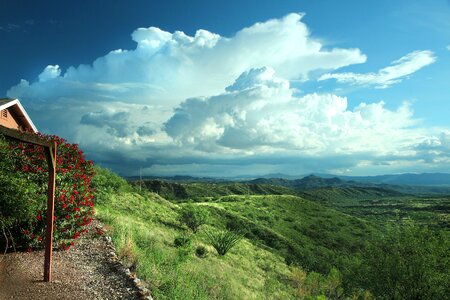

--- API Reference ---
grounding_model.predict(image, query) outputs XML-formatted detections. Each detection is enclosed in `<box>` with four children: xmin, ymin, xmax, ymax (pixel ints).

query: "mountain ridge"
<box><xmin>128</xmin><ymin>172</ymin><xmax>450</xmax><ymax>187</ymax></box>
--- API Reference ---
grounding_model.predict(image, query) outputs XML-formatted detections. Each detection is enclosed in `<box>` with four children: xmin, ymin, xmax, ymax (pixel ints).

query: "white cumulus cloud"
<box><xmin>319</xmin><ymin>50</ymin><xmax>436</xmax><ymax>88</ymax></box>
<box><xmin>38</xmin><ymin>65</ymin><xmax>61</xmax><ymax>82</ymax></box>
<box><xmin>8</xmin><ymin>13</ymin><xmax>365</xmax><ymax>107</ymax></box>
<box><xmin>4</xmin><ymin>14</ymin><xmax>447</xmax><ymax>176</ymax></box>
<box><xmin>415</xmin><ymin>131</ymin><xmax>450</xmax><ymax>164</ymax></box>
<box><xmin>165</xmin><ymin>67</ymin><xmax>423</xmax><ymax>157</ymax></box>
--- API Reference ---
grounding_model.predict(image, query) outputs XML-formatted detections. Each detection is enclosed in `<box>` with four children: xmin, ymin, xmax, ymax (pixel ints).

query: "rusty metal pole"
<box><xmin>44</xmin><ymin>142</ymin><xmax>56</xmax><ymax>282</ymax></box>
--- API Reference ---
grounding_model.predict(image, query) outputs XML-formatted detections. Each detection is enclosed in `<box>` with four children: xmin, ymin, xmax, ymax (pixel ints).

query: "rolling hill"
<box><xmin>336</xmin><ymin>172</ymin><xmax>450</xmax><ymax>186</ymax></box>
<box><xmin>134</xmin><ymin>179</ymin><xmax>300</xmax><ymax>201</ymax></box>
<box><xmin>95</xmin><ymin>168</ymin><xmax>450</xmax><ymax>299</ymax></box>
<box><xmin>96</xmin><ymin>190</ymin><xmax>377</xmax><ymax>299</ymax></box>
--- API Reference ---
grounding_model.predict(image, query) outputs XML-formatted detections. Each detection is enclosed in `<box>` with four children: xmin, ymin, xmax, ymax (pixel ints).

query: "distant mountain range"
<box><xmin>128</xmin><ymin>172</ymin><xmax>450</xmax><ymax>196</ymax></box>
<box><xmin>332</xmin><ymin>173</ymin><xmax>450</xmax><ymax>186</ymax></box>
<box><xmin>126</xmin><ymin>175</ymin><xmax>229</xmax><ymax>183</ymax></box>
<box><xmin>128</xmin><ymin>172</ymin><xmax>450</xmax><ymax>186</ymax></box>
<box><xmin>248</xmin><ymin>175</ymin><xmax>351</xmax><ymax>189</ymax></box>
<box><xmin>245</xmin><ymin>172</ymin><xmax>450</xmax><ymax>186</ymax></box>
<box><xmin>247</xmin><ymin>174</ymin><xmax>450</xmax><ymax>195</ymax></box>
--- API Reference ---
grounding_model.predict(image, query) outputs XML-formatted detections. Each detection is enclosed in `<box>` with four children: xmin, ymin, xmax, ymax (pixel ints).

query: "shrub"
<box><xmin>195</xmin><ymin>245</ymin><xmax>207</xmax><ymax>258</ymax></box>
<box><xmin>225</xmin><ymin>217</ymin><xmax>248</xmax><ymax>234</ymax></box>
<box><xmin>91</xmin><ymin>166</ymin><xmax>129</xmax><ymax>202</ymax></box>
<box><xmin>291</xmin><ymin>266</ymin><xmax>344</xmax><ymax>299</ymax></box>
<box><xmin>2</xmin><ymin>133</ymin><xmax>95</xmax><ymax>250</ymax></box>
<box><xmin>0</xmin><ymin>136</ymin><xmax>44</xmax><ymax>250</ymax></box>
<box><xmin>178</xmin><ymin>204</ymin><xmax>208</xmax><ymax>233</ymax></box>
<box><xmin>205</xmin><ymin>230</ymin><xmax>242</xmax><ymax>256</ymax></box>
<box><xmin>174</xmin><ymin>234</ymin><xmax>191</xmax><ymax>247</ymax></box>
<box><xmin>357</xmin><ymin>224</ymin><xmax>449</xmax><ymax>299</ymax></box>
<box><xmin>0</xmin><ymin>137</ymin><xmax>41</xmax><ymax>225</ymax></box>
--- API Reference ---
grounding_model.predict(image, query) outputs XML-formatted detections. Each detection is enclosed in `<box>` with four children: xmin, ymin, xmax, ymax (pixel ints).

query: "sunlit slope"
<box><xmin>95</xmin><ymin>190</ymin><xmax>378</xmax><ymax>299</ymax></box>
<box><xmin>203</xmin><ymin>194</ymin><xmax>376</xmax><ymax>273</ymax></box>
<box><xmin>96</xmin><ymin>192</ymin><xmax>298</xmax><ymax>299</ymax></box>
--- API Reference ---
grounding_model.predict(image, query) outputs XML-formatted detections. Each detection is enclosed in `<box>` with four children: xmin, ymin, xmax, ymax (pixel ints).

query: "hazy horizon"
<box><xmin>122</xmin><ymin>170</ymin><xmax>450</xmax><ymax>179</ymax></box>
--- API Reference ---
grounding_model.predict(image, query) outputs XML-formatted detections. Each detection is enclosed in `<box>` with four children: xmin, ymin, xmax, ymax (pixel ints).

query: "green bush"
<box><xmin>225</xmin><ymin>217</ymin><xmax>248</xmax><ymax>234</ymax></box>
<box><xmin>174</xmin><ymin>234</ymin><xmax>191</xmax><ymax>247</ymax></box>
<box><xmin>195</xmin><ymin>245</ymin><xmax>207</xmax><ymax>258</ymax></box>
<box><xmin>291</xmin><ymin>266</ymin><xmax>345</xmax><ymax>299</ymax></box>
<box><xmin>178</xmin><ymin>204</ymin><xmax>208</xmax><ymax>233</ymax></box>
<box><xmin>0</xmin><ymin>136</ymin><xmax>43</xmax><ymax>249</ymax></box>
<box><xmin>205</xmin><ymin>230</ymin><xmax>243</xmax><ymax>256</ymax></box>
<box><xmin>91</xmin><ymin>166</ymin><xmax>130</xmax><ymax>201</ymax></box>
<box><xmin>356</xmin><ymin>224</ymin><xmax>449</xmax><ymax>299</ymax></box>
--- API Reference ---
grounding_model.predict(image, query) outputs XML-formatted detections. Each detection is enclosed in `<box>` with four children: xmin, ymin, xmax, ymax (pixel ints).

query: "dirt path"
<box><xmin>0</xmin><ymin>225</ymin><xmax>142</xmax><ymax>300</ymax></box>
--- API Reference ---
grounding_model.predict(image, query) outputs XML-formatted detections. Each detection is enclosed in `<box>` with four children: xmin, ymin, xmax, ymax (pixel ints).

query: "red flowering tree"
<box><xmin>7</xmin><ymin>133</ymin><xmax>95</xmax><ymax>251</ymax></box>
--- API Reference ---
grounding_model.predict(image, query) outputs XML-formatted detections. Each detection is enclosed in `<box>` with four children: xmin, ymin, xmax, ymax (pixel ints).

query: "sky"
<box><xmin>1</xmin><ymin>0</ymin><xmax>449</xmax><ymax>177</ymax></box>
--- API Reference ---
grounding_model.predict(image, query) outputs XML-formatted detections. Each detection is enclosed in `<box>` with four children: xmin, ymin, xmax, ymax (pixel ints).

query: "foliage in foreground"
<box><xmin>291</xmin><ymin>266</ymin><xmax>348</xmax><ymax>299</ymax></box>
<box><xmin>0</xmin><ymin>136</ymin><xmax>42</xmax><ymax>248</ymax></box>
<box><xmin>0</xmin><ymin>133</ymin><xmax>95</xmax><ymax>250</ymax></box>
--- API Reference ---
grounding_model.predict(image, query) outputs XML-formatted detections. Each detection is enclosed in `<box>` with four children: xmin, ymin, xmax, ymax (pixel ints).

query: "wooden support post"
<box><xmin>44</xmin><ymin>142</ymin><xmax>57</xmax><ymax>282</ymax></box>
<box><xmin>0</xmin><ymin>125</ymin><xmax>58</xmax><ymax>282</ymax></box>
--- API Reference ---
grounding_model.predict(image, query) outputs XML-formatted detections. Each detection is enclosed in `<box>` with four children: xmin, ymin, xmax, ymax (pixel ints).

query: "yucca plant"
<box><xmin>205</xmin><ymin>230</ymin><xmax>243</xmax><ymax>256</ymax></box>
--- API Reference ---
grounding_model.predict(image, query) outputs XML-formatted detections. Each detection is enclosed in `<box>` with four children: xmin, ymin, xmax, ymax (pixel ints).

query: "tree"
<box><xmin>178</xmin><ymin>204</ymin><xmax>208</xmax><ymax>233</ymax></box>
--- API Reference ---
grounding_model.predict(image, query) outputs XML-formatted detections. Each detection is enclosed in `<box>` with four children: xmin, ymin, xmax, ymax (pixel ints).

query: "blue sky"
<box><xmin>1</xmin><ymin>0</ymin><xmax>449</xmax><ymax>177</ymax></box>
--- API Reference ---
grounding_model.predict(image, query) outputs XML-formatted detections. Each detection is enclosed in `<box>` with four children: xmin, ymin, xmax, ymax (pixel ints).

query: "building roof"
<box><xmin>0</xmin><ymin>98</ymin><xmax>38</xmax><ymax>132</ymax></box>
<box><xmin>0</xmin><ymin>98</ymin><xmax>13</xmax><ymax>106</ymax></box>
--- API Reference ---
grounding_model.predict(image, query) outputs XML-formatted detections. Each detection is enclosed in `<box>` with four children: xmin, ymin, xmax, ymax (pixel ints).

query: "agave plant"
<box><xmin>205</xmin><ymin>229</ymin><xmax>243</xmax><ymax>256</ymax></box>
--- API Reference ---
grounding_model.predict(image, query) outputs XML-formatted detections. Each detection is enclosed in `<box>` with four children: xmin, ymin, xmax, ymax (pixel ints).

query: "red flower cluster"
<box><xmin>10</xmin><ymin>133</ymin><xmax>96</xmax><ymax>250</ymax></box>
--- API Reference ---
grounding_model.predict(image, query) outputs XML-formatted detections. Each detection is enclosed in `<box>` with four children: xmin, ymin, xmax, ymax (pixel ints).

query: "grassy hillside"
<box><xmin>96</xmin><ymin>192</ymin><xmax>299</xmax><ymax>299</ymax></box>
<box><xmin>299</xmin><ymin>187</ymin><xmax>450</xmax><ymax>230</ymax></box>
<box><xmin>201</xmin><ymin>194</ymin><xmax>376</xmax><ymax>273</ymax></box>
<box><xmin>95</xmin><ymin>169</ymin><xmax>450</xmax><ymax>299</ymax></box>
<box><xmin>96</xmin><ymin>191</ymin><xmax>379</xmax><ymax>299</ymax></box>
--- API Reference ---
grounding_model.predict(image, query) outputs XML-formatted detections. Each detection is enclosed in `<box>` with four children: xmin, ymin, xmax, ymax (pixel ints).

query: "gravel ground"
<box><xmin>0</xmin><ymin>222</ymin><xmax>145</xmax><ymax>300</ymax></box>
